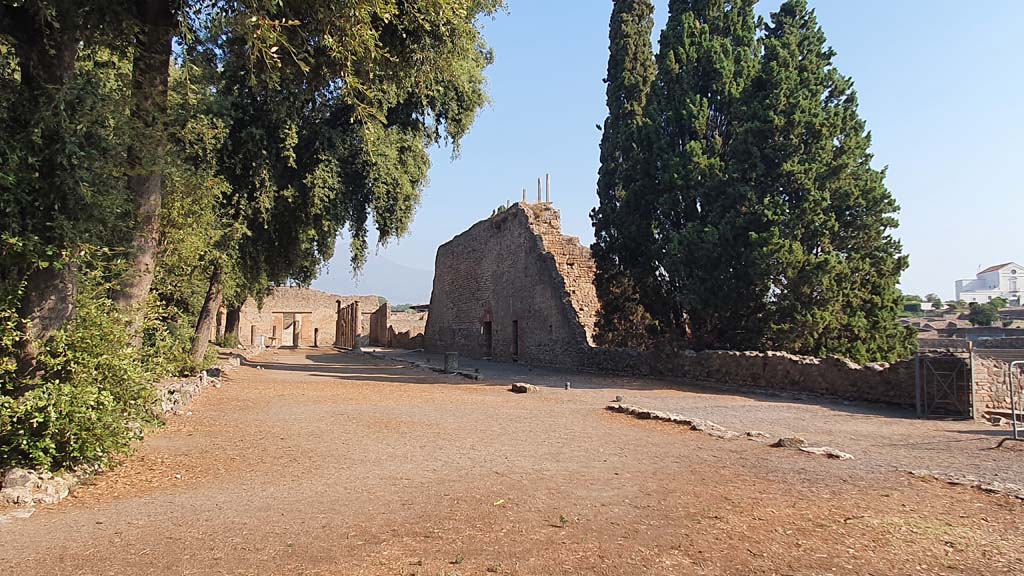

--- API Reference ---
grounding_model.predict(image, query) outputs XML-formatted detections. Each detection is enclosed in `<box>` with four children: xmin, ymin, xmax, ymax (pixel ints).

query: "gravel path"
<box><xmin>2</xmin><ymin>348</ymin><xmax>1022</xmax><ymax>575</ymax></box>
<box><xmin>383</xmin><ymin>348</ymin><xmax>1024</xmax><ymax>486</ymax></box>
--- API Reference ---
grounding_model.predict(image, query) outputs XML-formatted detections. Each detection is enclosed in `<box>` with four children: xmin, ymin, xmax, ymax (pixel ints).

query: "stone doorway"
<box><xmin>483</xmin><ymin>321</ymin><xmax>493</xmax><ymax>357</ymax></box>
<box><xmin>282</xmin><ymin>313</ymin><xmax>298</xmax><ymax>347</ymax></box>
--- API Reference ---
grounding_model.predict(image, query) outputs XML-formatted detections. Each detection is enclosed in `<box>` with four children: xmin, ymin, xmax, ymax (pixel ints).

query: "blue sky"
<box><xmin>315</xmin><ymin>0</ymin><xmax>1024</xmax><ymax>304</ymax></box>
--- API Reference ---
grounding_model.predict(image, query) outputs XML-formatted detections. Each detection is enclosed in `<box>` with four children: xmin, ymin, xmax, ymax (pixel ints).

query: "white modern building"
<box><xmin>955</xmin><ymin>262</ymin><xmax>1023</xmax><ymax>304</ymax></box>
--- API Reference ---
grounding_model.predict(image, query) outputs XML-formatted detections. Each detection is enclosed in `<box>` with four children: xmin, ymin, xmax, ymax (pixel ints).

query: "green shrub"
<box><xmin>0</xmin><ymin>269</ymin><xmax>161</xmax><ymax>471</ymax></box>
<box><xmin>217</xmin><ymin>331</ymin><xmax>239</xmax><ymax>350</ymax></box>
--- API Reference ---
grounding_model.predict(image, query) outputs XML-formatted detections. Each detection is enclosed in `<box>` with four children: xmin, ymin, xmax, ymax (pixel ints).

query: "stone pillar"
<box><xmin>216</xmin><ymin>308</ymin><xmax>225</xmax><ymax>341</ymax></box>
<box><xmin>299</xmin><ymin>312</ymin><xmax>311</xmax><ymax>346</ymax></box>
<box><xmin>272</xmin><ymin>314</ymin><xmax>283</xmax><ymax>347</ymax></box>
<box><xmin>250</xmin><ymin>324</ymin><xmax>257</xmax><ymax>347</ymax></box>
<box><xmin>353</xmin><ymin>301</ymin><xmax>362</xmax><ymax>349</ymax></box>
<box><xmin>335</xmin><ymin>301</ymin><xmax>343</xmax><ymax>347</ymax></box>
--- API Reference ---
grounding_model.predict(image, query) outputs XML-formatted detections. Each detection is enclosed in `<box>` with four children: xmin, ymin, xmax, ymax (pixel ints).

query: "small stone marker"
<box><xmin>564</xmin><ymin>381</ymin><xmax>572</xmax><ymax>390</ymax></box>
<box><xmin>511</xmin><ymin>383</ymin><xmax>538</xmax><ymax>394</ymax></box>
<box><xmin>443</xmin><ymin>352</ymin><xmax>460</xmax><ymax>373</ymax></box>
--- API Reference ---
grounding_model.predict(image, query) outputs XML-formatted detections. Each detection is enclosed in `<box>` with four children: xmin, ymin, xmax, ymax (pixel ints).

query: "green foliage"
<box><xmin>217</xmin><ymin>332</ymin><xmax>240</xmax><ymax>349</ymax></box>
<box><xmin>591</xmin><ymin>0</ymin><xmax>659</xmax><ymax>348</ymax></box>
<box><xmin>924</xmin><ymin>293</ymin><xmax>944</xmax><ymax>309</ymax></box>
<box><xmin>990</xmin><ymin>297</ymin><xmax>1008</xmax><ymax>310</ymax></box>
<box><xmin>213</xmin><ymin>0</ymin><xmax>504</xmax><ymax>289</ymax></box>
<box><xmin>968</xmin><ymin>302</ymin><xmax>999</xmax><ymax>327</ymax></box>
<box><xmin>0</xmin><ymin>44</ymin><xmax>132</xmax><ymax>293</ymax></box>
<box><xmin>0</xmin><ymin>1</ymin><xmax>504</xmax><ymax>472</ymax></box>
<box><xmin>0</xmin><ymin>264</ymin><xmax>160</xmax><ymax>471</ymax></box>
<box><xmin>595</xmin><ymin>0</ymin><xmax>914</xmax><ymax>363</ymax></box>
<box><xmin>648</xmin><ymin>0</ymin><xmax>761</xmax><ymax>348</ymax></box>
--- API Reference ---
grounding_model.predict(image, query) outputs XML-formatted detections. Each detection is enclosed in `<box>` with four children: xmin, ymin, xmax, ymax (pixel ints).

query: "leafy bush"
<box><xmin>0</xmin><ymin>268</ymin><xmax>163</xmax><ymax>471</ymax></box>
<box><xmin>141</xmin><ymin>301</ymin><xmax>205</xmax><ymax>378</ymax></box>
<box><xmin>217</xmin><ymin>331</ymin><xmax>239</xmax><ymax>350</ymax></box>
<box><xmin>967</xmin><ymin>302</ymin><xmax>999</xmax><ymax>327</ymax></box>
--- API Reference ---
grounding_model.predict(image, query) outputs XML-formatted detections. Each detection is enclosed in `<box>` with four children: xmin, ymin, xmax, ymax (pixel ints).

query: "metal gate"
<box><xmin>915</xmin><ymin>341</ymin><xmax>974</xmax><ymax>419</ymax></box>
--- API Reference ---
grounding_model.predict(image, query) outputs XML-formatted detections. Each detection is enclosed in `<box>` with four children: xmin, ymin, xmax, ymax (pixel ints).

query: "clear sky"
<box><xmin>314</xmin><ymin>0</ymin><xmax>1024</xmax><ymax>304</ymax></box>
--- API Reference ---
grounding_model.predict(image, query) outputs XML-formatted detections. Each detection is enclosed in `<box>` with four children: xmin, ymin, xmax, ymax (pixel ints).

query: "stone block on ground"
<box><xmin>799</xmin><ymin>446</ymin><xmax>854</xmax><ymax>460</ymax></box>
<box><xmin>511</xmin><ymin>383</ymin><xmax>538</xmax><ymax>394</ymax></box>
<box><xmin>771</xmin><ymin>436</ymin><xmax>808</xmax><ymax>449</ymax></box>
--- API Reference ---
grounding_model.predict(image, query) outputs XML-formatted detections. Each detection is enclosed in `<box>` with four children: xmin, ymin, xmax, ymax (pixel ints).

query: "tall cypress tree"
<box><xmin>592</xmin><ymin>0</ymin><xmax>658</xmax><ymax>348</ymax></box>
<box><xmin>646</xmin><ymin>0</ymin><xmax>759</xmax><ymax>348</ymax></box>
<box><xmin>732</xmin><ymin>0</ymin><xmax>914</xmax><ymax>362</ymax></box>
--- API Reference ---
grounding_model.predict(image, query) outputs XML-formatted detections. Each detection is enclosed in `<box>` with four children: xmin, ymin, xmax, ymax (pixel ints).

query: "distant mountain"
<box><xmin>312</xmin><ymin>253</ymin><xmax>434</xmax><ymax>305</ymax></box>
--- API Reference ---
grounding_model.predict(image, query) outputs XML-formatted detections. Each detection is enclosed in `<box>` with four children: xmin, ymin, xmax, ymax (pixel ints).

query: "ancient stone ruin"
<box><xmin>421</xmin><ymin>202</ymin><xmax>1024</xmax><ymax>421</ymax></box>
<box><xmin>424</xmin><ymin>202</ymin><xmax>598</xmax><ymax>366</ymax></box>
<box><xmin>237</xmin><ymin>287</ymin><xmax>426</xmax><ymax>349</ymax></box>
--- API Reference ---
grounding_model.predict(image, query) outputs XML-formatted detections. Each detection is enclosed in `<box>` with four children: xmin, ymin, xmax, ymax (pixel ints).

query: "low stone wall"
<box><xmin>577</xmin><ymin>347</ymin><xmax>917</xmax><ymax>406</ymax></box>
<box><xmin>976</xmin><ymin>337</ymin><xmax>1024</xmax><ymax>349</ymax></box>
<box><xmin>389</xmin><ymin>327</ymin><xmax>424</xmax><ymax>350</ymax></box>
<box><xmin>973</xmin><ymin>356</ymin><xmax>1024</xmax><ymax>413</ymax></box>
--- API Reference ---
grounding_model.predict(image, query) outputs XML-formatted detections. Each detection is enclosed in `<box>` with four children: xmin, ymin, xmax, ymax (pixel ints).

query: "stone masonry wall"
<box><xmin>388</xmin><ymin>310</ymin><xmax>427</xmax><ymax>349</ymax></box>
<box><xmin>369</xmin><ymin>303</ymin><xmax>389</xmax><ymax>346</ymax></box>
<box><xmin>578</xmin><ymin>347</ymin><xmax>919</xmax><ymax>406</ymax></box>
<box><xmin>976</xmin><ymin>337</ymin><xmax>1024</xmax><ymax>349</ymax></box>
<box><xmin>974</xmin><ymin>356</ymin><xmax>1024</xmax><ymax>413</ymax></box>
<box><xmin>425</xmin><ymin>203</ymin><xmax>596</xmax><ymax>366</ymax></box>
<box><xmin>529</xmin><ymin>207</ymin><xmax>600</xmax><ymax>344</ymax></box>
<box><xmin>238</xmin><ymin>287</ymin><xmax>380</xmax><ymax>347</ymax></box>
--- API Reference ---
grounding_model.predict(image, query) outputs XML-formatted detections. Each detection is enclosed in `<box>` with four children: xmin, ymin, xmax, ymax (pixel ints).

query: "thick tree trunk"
<box><xmin>15</xmin><ymin>265</ymin><xmax>77</xmax><ymax>380</ymax></box>
<box><xmin>113</xmin><ymin>0</ymin><xmax>175</xmax><ymax>339</ymax></box>
<box><xmin>3</xmin><ymin>6</ymin><xmax>81</xmax><ymax>380</ymax></box>
<box><xmin>191</xmin><ymin>266</ymin><xmax>224</xmax><ymax>366</ymax></box>
<box><xmin>224</xmin><ymin>308</ymin><xmax>241</xmax><ymax>343</ymax></box>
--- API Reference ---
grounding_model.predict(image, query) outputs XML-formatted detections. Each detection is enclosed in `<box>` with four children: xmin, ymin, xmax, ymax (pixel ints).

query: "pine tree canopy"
<box><xmin>593</xmin><ymin>0</ymin><xmax>915</xmax><ymax>363</ymax></box>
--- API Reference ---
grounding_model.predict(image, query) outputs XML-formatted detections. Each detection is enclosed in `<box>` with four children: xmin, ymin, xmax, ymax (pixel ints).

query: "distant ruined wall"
<box><xmin>975</xmin><ymin>337</ymin><xmax>1024</xmax><ymax>349</ymax></box>
<box><xmin>425</xmin><ymin>203</ymin><xmax>597</xmax><ymax>366</ymax></box>
<box><xmin>369</xmin><ymin>303</ymin><xmax>390</xmax><ymax>346</ymax></box>
<box><xmin>388</xmin><ymin>310</ymin><xmax>428</xmax><ymax>349</ymax></box>
<box><xmin>238</xmin><ymin>287</ymin><xmax>380</xmax><ymax>347</ymax></box>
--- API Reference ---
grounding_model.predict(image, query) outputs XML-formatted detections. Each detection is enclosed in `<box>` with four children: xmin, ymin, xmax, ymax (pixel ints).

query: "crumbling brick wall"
<box><xmin>425</xmin><ymin>203</ymin><xmax>597</xmax><ymax>366</ymax></box>
<box><xmin>387</xmin><ymin>310</ymin><xmax>427</xmax><ymax>349</ymax></box>
<box><xmin>369</xmin><ymin>303</ymin><xmax>389</xmax><ymax>346</ymax></box>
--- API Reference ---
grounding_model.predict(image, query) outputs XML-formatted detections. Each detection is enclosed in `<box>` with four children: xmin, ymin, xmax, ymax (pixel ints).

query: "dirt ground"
<box><xmin>2</xmin><ymin>348</ymin><xmax>1023</xmax><ymax>575</ymax></box>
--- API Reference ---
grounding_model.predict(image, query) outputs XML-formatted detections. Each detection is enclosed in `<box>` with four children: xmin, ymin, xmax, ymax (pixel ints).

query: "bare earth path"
<box><xmin>2</xmin><ymin>348</ymin><xmax>1023</xmax><ymax>575</ymax></box>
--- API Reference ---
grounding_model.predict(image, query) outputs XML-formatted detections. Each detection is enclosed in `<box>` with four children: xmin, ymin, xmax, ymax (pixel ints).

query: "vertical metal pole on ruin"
<box><xmin>522</xmin><ymin>188</ymin><xmax>527</xmax><ymax>203</ymax></box>
<box><xmin>537</xmin><ymin>178</ymin><xmax>542</xmax><ymax>203</ymax></box>
<box><xmin>545</xmin><ymin>173</ymin><xmax>551</xmax><ymax>203</ymax></box>
<box><xmin>968</xmin><ymin>341</ymin><xmax>976</xmax><ymax>420</ymax></box>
